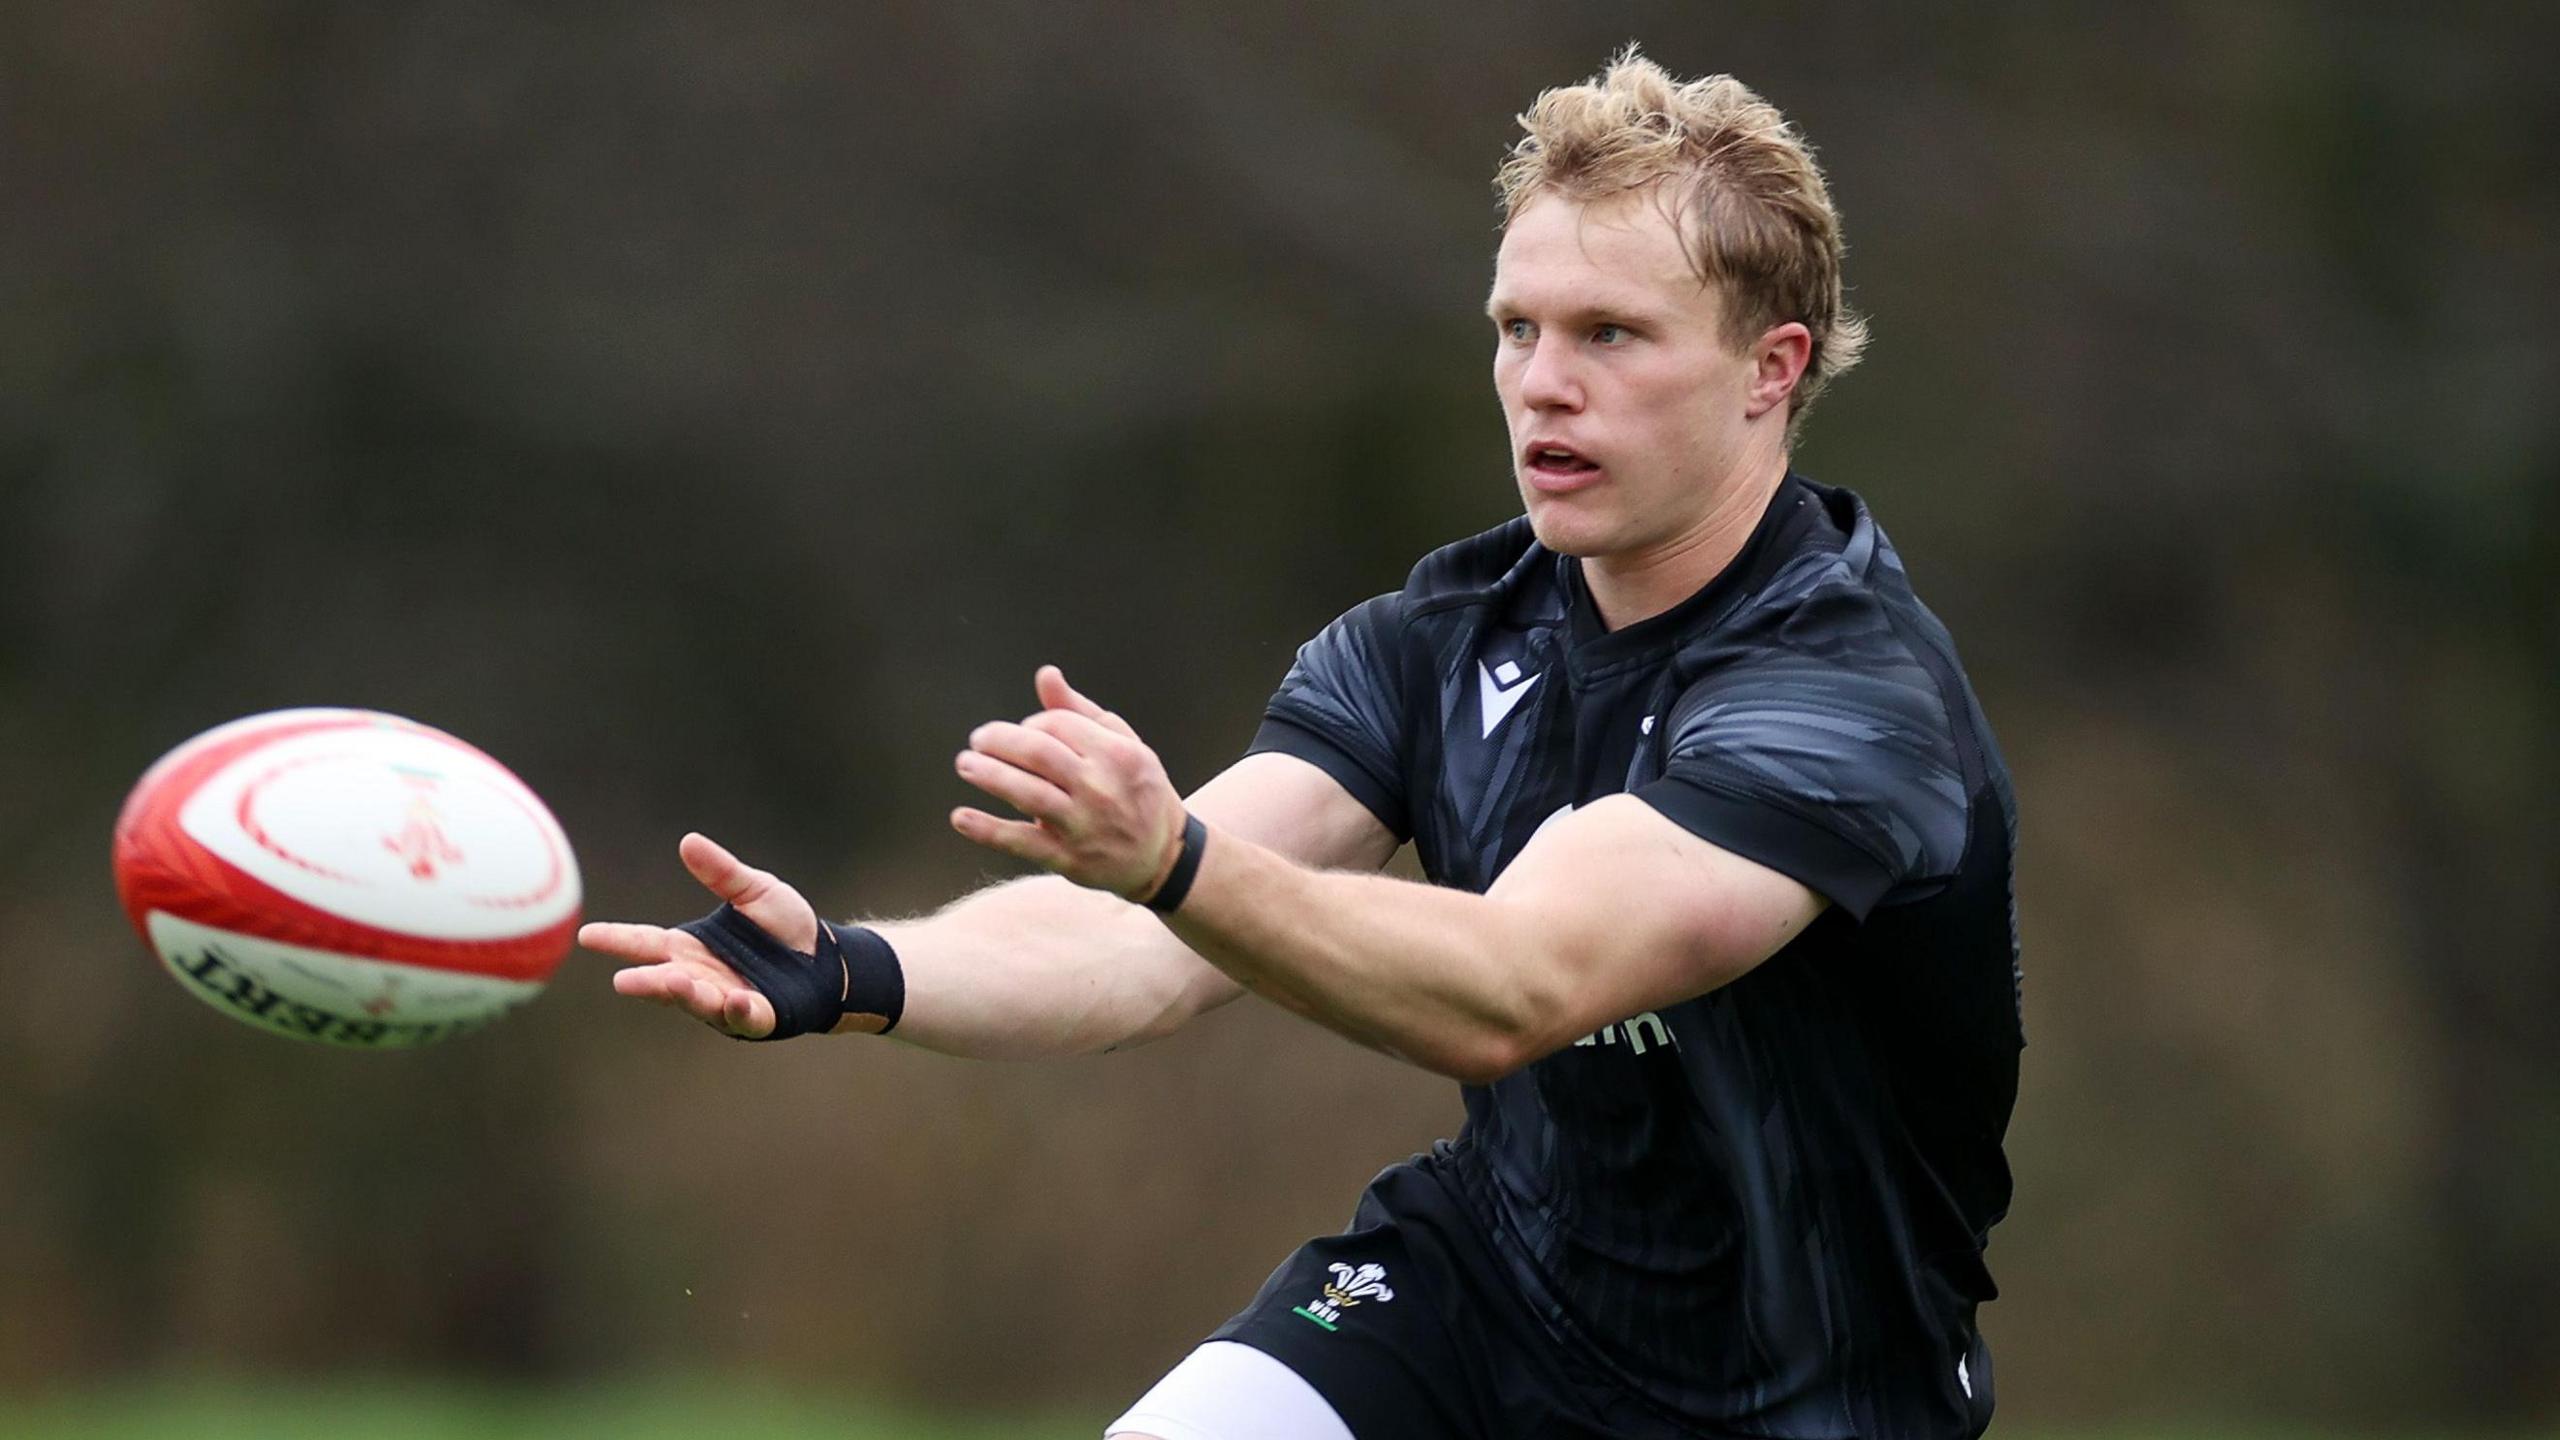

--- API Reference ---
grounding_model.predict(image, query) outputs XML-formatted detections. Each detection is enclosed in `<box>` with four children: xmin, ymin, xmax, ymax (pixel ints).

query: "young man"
<box><xmin>585</xmin><ymin>50</ymin><xmax>2020</xmax><ymax>1440</ymax></box>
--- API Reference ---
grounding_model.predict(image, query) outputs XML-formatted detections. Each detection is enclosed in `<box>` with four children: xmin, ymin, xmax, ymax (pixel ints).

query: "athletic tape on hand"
<box><xmin>674</xmin><ymin>903</ymin><xmax>904</xmax><ymax>1040</ymax></box>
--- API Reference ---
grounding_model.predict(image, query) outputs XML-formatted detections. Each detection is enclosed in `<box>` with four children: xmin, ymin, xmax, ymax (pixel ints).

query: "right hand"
<box><xmin>579</xmin><ymin>832</ymin><xmax>820</xmax><ymax>1039</ymax></box>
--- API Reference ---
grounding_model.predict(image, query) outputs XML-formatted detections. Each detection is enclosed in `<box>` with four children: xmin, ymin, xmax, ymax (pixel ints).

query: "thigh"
<box><xmin>1106</xmin><ymin>1340</ymin><xmax>1354</xmax><ymax>1440</ymax></box>
<box><xmin>1204</xmin><ymin>1218</ymin><xmax>1488</xmax><ymax>1440</ymax></box>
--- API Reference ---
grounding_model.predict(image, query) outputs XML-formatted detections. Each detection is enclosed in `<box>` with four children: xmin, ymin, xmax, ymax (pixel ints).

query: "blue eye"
<box><xmin>1593</xmin><ymin>323</ymin><xmax>1628</xmax><ymax>345</ymax></box>
<box><xmin>1503</xmin><ymin>318</ymin><xmax>1534</xmax><ymax>343</ymax></box>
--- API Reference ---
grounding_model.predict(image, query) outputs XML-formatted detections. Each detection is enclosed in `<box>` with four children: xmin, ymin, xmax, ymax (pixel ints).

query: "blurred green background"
<box><xmin>3</xmin><ymin>1</ymin><xmax>2554</xmax><ymax>1433</ymax></box>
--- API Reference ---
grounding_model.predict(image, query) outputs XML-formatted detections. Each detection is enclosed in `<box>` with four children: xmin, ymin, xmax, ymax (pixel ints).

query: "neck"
<box><xmin>1582</xmin><ymin>457</ymin><xmax>1788</xmax><ymax>630</ymax></box>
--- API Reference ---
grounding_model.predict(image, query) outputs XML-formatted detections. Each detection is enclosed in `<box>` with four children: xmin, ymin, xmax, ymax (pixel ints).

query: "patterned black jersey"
<box><xmin>1248</xmin><ymin>475</ymin><xmax>2022</xmax><ymax>1439</ymax></box>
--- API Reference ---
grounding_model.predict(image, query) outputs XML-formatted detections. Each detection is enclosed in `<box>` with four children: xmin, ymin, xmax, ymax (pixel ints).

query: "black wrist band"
<box><xmin>675</xmin><ymin>903</ymin><xmax>905</xmax><ymax>1040</ymax></box>
<box><xmin>1143</xmin><ymin>813</ymin><xmax>1209</xmax><ymax>914</ymax></box>
<box><xmin>826</xmin><ymin>921</ymin><xmax>906</xmax><ymax>1034</ymax></box>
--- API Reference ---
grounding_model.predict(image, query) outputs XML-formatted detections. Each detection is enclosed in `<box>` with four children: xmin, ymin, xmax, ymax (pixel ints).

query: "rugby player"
<box><xmin>584</xmin><ymin>49</ymin><xmax>2021</xmax><ymax>1440</ymax></box>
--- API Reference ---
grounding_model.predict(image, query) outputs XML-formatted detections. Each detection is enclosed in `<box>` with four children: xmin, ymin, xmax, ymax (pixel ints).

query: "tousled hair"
<box><xmin>1496</xmin><ymin>47</ymin><xmax>1869</xmax><ymax>432</ymax></box>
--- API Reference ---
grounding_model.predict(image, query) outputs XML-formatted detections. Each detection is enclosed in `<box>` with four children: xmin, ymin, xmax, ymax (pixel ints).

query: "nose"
<box><xmin>1515</xmin><ymin>334</ymin><xmax>1582</xmax><ymax>413</ymax></box>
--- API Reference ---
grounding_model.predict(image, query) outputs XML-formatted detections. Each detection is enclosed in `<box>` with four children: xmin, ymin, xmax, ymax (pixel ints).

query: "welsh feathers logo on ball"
<box><xmin>112</xmin><ymin>708</ymin><xmax>582</xmax><ymax>1047</ymax></box>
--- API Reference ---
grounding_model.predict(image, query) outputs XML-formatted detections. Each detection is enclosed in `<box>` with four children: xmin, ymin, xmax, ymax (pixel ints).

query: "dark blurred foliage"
<box><xmin>2</xmin><ymin>0</ymin><xmax>2555</xmax><ymax>1425</ymax></box>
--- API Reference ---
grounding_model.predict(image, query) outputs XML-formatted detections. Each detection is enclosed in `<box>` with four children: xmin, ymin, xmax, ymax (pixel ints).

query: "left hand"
<box><xmin>951</xmin><ymin>665</ymin><xmax>1190</xmax><ymax>902</ymax></box>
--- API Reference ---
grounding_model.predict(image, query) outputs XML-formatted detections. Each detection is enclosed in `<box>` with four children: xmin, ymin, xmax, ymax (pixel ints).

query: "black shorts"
<box><xmin>1208</xmin><ymin>1148</ymin><xmax>1697</xmax><ymax>1440</ymax></box>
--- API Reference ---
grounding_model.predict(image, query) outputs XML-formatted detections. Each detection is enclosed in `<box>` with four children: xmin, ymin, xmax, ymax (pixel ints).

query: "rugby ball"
<box><xmin>112</xmin><ymin>708</ymin><xmax>581</xmax><ymax>1047</ymax></box>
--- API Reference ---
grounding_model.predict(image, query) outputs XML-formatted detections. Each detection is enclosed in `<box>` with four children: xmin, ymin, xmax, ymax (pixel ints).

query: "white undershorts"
<box><xmin>1104</xmin><ymin>1339</ymin><xmax>1356</xmax><ymax>1440</ymax></box>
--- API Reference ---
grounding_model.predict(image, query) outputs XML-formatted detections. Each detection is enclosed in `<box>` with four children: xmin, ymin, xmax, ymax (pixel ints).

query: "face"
<box><xmin>1488</xmin><ymin>189</ymin><xmax>1794</xmax><ymax>561</ymax></box>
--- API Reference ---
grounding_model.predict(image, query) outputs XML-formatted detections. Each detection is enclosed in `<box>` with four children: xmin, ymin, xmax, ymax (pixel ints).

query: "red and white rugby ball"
<box><xmin>112</xmin><ymin>708</ymin><xmax>581</xmax><ymax>1047</ymax></box>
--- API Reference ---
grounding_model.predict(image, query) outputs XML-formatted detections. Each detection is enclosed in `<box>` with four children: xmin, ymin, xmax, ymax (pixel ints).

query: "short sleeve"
<box><xmin>1247</xmin><ymin>593</ymin><xmax>1413</xmax><ymax>840</ymax></box>
<box><xmin>1635</xmin><ymin>619</ymin><xmax>1970</xmax><ymax>921</ymax></box>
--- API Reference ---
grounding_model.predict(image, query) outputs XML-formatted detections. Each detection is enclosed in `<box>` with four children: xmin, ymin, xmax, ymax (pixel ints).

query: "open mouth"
<box><xmin>1523</xmin><ymin>441</ymin><xmax>1602</xmax><ymax>486</ymax></box>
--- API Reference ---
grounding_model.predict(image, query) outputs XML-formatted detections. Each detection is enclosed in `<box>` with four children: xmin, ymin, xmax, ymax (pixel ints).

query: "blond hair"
<box><xmin>1496</xmin><ymin>48</ymin><xmax>1869</xmax><ymax>432</ymax></box>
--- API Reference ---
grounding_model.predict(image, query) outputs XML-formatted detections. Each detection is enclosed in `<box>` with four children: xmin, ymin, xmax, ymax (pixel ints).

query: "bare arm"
<box><xmin>876</xmin><ymin>751</ymin><xmax>1395</xmax><ymax>1058</ymax></box>
<box><xmin>1160</xmin><ymin>796</ymin><xmax>1819</xmax><ymax>1081</ymax></box>
<box><xmin>581</xmin><ymin>686</ymin><xmax>1396</xmax><ymax>1057</ymax></box>
<box><xmin>953</xmin><ymin>670</ymin><xmax>1824</xmax><ymax>1083</ymax></box>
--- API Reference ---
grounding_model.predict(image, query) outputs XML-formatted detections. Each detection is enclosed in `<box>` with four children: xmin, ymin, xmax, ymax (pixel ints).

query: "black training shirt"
<box><xmin>1250</xmin><ymin>475</ymin><xmax>2022</xmax><ymax>1439</ymax></box>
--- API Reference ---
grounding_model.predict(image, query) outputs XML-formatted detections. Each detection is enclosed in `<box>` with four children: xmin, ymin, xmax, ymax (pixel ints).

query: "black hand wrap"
<box><xmin>674</xmin><ymin>904</ymin><xmax>905</xmax><ymax>1041</ymax></box>
<box><xmin>1142</xmin><ymin>812</ymin><xmax>1209</xmax><ymax>914</ymax></box>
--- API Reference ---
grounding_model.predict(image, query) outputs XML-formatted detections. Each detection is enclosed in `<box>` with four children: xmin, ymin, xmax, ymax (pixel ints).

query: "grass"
<box><xmin>0</xmin><ymin>1379</ymin><xmax>1095</xmax><ymax>1439</ymax></box>
<box><xmin>7</xmin><ymin>1383</ymin><xmax>2553</xmax><ymax>1440</ymax></box>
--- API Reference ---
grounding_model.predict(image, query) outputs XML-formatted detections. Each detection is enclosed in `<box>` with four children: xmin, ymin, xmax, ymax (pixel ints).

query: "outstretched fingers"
<box><xmin>678</xmin><ymin>832</ymin><xmax>775</xmax><ymax>908</ymax></box>
<box><xmin>964</xmin><ymin>721</ymin><xmax>1086</xmax><ymax>802</ymax></box>
<box><xmin>586</xmin><ymin>902</ymin><xmax>756</xmax><ymax>1021</ymax></box>
<box><xmin>674</xmin><ymin>831</ymin><xmax>818</xmax><ymax>952</ymax></box>
<box><xmin>666</xmin><ymin>972</ymin><xmax>740</xmax><ymax>1029</ymax></box>
<box><xmin>721</xmin><ymin>988</ymin><xmax>777</xmax><ymax>1038</ymax></box>
<box><xmin>954</xmin><ymin>746</ymin><xmax>1073</xmax><ymax>823</ymax></box>
<box><xmin>584</xmin><ymin>836</ymin><xmax>814</xmax><ymax>1040</ymax></box>
<box><xmin>951</xmin><ymin>666</ymin><xmax>1180</xmax><ymax>899</ymax></box>
<box><xmin>613</xmin><ymin>959</ymin><xmax>771</xmax><ymax>1036</ymax></box>
<box><xmin>950</xmin><ymin>805</ymin><xmax>1070</xmax><ymax>868</ymax></box>
<box><xmin>604</xmin><ymin>946</ymin><xmax>708</xmax><ymax>1005</ymax></box>
<box><xmin>1035</xmin><ymin>665</ymin><xmax>1138</xmax><ymax>739</ymax></box>
<box><xmin>580</xmin><ymin>920</ymin><xmax>673</xmax><ymax>964</ymax></box>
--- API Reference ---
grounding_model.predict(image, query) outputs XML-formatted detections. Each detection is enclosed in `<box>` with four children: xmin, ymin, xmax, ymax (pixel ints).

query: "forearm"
<box><xmin>1164</xmin><ymin>830</ymin><xmax>1551</xmax><ymax>1083</ymax></box>
<box><xmin>870</xmin><ymin>873</ymin><xmax>1233</xmax><ymax>1060</ymax></box>
<box><xmin>937</xmin><ymin>684</ymin><xmax>1814</xmax><ymax>1078</ymax></box>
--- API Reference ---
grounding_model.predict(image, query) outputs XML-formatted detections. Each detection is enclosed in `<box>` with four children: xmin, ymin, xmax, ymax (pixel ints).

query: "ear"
<box><xmin>1743</xmin><ymin>322</ymin><xmax>1813</xmax><ymax>420</ymax></box>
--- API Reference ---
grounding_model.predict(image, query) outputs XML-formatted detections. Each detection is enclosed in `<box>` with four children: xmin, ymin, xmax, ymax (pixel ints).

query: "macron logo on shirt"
<box><xmin>1478</xmin><ymin>659</ymin><xmax>1541</xmax><ymax>737</ymax></box>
